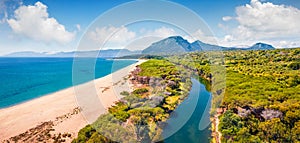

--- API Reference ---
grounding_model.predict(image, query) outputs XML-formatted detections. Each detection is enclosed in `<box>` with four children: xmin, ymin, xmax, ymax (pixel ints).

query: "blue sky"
<box><xmin>0</xmin><ymin>0</ymin><xmax>300</xmax><ymax>55</ymax></box>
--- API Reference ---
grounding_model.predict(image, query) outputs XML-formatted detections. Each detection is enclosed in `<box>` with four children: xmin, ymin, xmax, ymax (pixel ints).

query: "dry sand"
<box><xmin>0</xmin><ymin>59</ymin><xmax>146</xmax><ymax>142</ymax></box>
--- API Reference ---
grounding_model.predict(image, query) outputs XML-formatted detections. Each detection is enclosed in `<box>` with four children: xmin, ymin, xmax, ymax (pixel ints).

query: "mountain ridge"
<box><xmin>142</xmin><ymin>36</ymin><xmax>275</xmax><ymax>54</ymax></box>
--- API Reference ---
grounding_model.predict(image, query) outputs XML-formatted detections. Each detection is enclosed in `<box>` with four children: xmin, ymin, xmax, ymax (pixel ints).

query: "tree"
<box><xmin>219</xmin><ymin>110</ymin><xmax>243</xmax><ymax>142</ymax></box>
<box><xmin>258</xmin><ymin>118</ymin><xmax>287</xmax><ymax>142</ymax></box>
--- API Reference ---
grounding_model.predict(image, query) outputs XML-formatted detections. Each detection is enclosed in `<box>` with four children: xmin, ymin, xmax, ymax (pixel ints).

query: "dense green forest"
<box><xmin>168</xmin><ymin>48</ymin><xmax>300</xmax><ymax>142</ymax></box>
<box><xmin>73</xmin><ymin>48</ymin><xmax>300</xmax><ymax>143</ymax></box>
<box><xmin>219</xmin><ymin>49</ymin><xmax>300</xmax><ymax>142</ymax></box>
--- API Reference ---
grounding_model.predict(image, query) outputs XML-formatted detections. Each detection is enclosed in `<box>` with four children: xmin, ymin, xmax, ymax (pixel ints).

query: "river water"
<box><xmin>163</xmin><ymin>78</ymin><xmax>212</xmax><ymax>143</ymax></box>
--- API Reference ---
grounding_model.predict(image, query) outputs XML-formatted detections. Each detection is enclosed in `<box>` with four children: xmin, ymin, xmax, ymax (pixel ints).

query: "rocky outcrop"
<box><xmin>261</xmin><ymin>109</ymin><xmax>283</xmax><ymax>120</ymax></box>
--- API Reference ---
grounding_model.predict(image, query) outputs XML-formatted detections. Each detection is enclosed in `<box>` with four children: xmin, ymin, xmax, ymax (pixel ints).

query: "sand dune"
<box><xmin>0</xmin><ymin>60</ymin><xmax>145</xmax><ymax>142</ymax></box>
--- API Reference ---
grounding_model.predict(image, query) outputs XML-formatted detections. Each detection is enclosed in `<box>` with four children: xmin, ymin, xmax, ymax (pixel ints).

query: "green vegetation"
<box><xmin>169</xmin><ymin>48</ymin><xmax>300</xmax><ymax>142</ymax></box>
<box><xmin>108</xmin><ymin>102</ymin><xmax>130</xmax><ymax>122</ymax></box>
<box><xmin>167</xmin><ymin>52</ymin><xmax>226</xmax><ymax>115</ymax></box>
<box><xmin>138</xmin><ymin>59</ymin><xmax>178</xmax><ymax>78</ymax></box>
<box><xmin>288</xmin><ymin>62</ymin><xmax>300</xmax><ymax>70</ymax></box>
<box><xmin>73</xmin><ymin>59</ymin><xmax>192</xmax><ymax>143</ymax></box>
<box><xmin>74</xmin><ymin>48</ymin><xmax>300</xmax><ymax>143</ymax></box>
<box><xmin>120</xmin><ymin>91</ymin><xmax>130</xmax><ymax>96</ymax></box>
<box><xmin>132</xmin><ymin>88</ymin><xmax>149</xmax><ymax>95</ymax></box>
<box><xmin>72</xmin><ymin>125</ymin><xmax>116</xmax><ymax>143</ymax></box>
<box><xmin>218</xmin><ymin>49</ymin><xmax>300</xmax><ymax>143</ymax></box>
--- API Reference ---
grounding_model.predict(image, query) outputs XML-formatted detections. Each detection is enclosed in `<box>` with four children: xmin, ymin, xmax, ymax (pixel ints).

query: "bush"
<box><xmin>288</xmin><ymin>62</ymin><xmax>300</xmax><ymax>70</ymax></box>
<box><xmin>108</xmin><ymin>102</ymin><xmax>130</xmax><ymax>122</ymax></box>
<box><xmin>132</xmin><ymin>88</ymin><xmax>149</xmax><ymax>94</ymax></box>
<box><xmin>120</xmin><ymin>91</ymin><xmax>130</xmax><ymax>96</ymax></box>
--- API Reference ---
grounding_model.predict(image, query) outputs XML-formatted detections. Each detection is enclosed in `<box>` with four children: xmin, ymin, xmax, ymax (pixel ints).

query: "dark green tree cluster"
<box><xmin>72</xmin><ymin>125</ymin><xmax>116</xmax><ymax>143</ymax></box>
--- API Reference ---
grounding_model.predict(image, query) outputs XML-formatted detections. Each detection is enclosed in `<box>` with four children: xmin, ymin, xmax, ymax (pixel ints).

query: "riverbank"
<box><xmin>211</xmin><ymin>114</ymin><xmax>222</xmax><ymax>143</ymax></box>
<box><xmin>0</xmin><ymin>59</ymin><xmax>146</xmax><ymax>142</ymax></box>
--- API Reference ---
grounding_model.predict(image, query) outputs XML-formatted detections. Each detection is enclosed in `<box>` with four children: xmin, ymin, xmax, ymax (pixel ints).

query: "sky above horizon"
<box><xmin>0</xmin><ymin>0</ymin><xmax>300</xmax><ymax>55</ymax></box>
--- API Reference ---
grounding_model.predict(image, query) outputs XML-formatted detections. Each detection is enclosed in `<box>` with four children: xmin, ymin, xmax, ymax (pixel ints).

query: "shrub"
<box><xmin>288</xmin><ymin>62</ymin><xmax>300</xmax><ymax>70</ymax></box>
<box><xmin>132</xmin><ymin>88</ymin><xmax>149</xmax><ymax>94</ymax></box>
<box><xmin>120</xmin><ymin>91</ymin><xmax>130</xmax><ymax>96</ymax></box>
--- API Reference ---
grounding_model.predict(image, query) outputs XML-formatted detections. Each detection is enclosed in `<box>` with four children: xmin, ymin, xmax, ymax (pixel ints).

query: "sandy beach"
<box><xmin>0</xmin><ymin>59</ymin><xmax>145</xmax><ymax>142</ymax></box>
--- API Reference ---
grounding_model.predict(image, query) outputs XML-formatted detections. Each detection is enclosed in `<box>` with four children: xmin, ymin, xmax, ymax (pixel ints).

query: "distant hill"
<box><xmin>190</xmin><ymin>40</ymin><xmax>223</xmax><ymax>51</ymax></box>
<box><xmin>4</xmin><ymin>49</ymin><xmax>141</xmax><ymax>58</ymax></box>
<box><xmin>142</xmin><ymin>36</ymin><xmax>275</xmax><ymax>54</ymax></box>
<box><xmin>246</xmin><ymin>43</ymin><xmax>275</xmax><ymax>50</ymax></box>
<box><xmin>141</xmin><ymin>36</ymin><xmax>197</xmax><ymax>54</ymax></box>
<box><xmin>3</xmin><ymin>51</ymin><xmax>50</xmax><ymax>57</ymax></box>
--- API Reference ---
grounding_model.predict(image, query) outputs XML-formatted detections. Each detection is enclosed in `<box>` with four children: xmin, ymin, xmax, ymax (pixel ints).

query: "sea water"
<box><xmin>0</xmin><ymin>58</ymin><xmax>136</xmax><ymax>108</ymax></box>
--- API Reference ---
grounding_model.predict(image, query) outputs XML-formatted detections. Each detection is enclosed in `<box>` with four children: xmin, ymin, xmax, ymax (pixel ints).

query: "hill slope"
<box><xmin>141</xmin><ymin>36</ymin><xmax>202</xmax><ymax>54</ymax></box>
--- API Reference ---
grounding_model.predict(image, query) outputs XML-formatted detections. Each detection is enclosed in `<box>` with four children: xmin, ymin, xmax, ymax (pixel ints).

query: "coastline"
<box><xmin>0</xmin><ymin>59</ymin><xmax>146</xmax><ymax>142</ymax></box>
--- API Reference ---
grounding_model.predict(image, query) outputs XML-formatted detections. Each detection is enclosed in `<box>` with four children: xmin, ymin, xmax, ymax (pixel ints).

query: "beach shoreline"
<box><xmin>0</xmin><ymin>59</ymin><xmax>146</xmax><ymax>142</ymax></box>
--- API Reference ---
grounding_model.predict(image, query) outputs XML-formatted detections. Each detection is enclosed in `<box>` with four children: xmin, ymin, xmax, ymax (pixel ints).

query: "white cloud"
<box><xmin>224</xmin><ymin>35</ymin><xmax>234</xmax><ymax>42</ymax></box>
<box><xmin>235</xmin><ymin>0</ymin><xmax>300</xmax><ymax>38</ymax></box>
<box><xmin>220</xmin><ymin>0</ymin><xmax>300</xmax><ymax>48</ymax></box>
<box><xmin>88</xmin><ymin>26</ymin><xmax>180</xmax><ymax>48</ymax></box>
<box><xmin>7</xmin><ymin>2</ymin><xmax>75</xmax><ymax>44</ymax></box>
<box><xmin>142</xmin><ymin>27</ymin><xmax>218</xmax><ymax>45</ymax></box>
<box><xmin>76</xmin><ymin>24</ymin><xmax>81</xmax><ymax>31</ymax></box>
<box><xmin>222</xmin><ymin>16</ymin><xmax>232</xmax><ymax>21</ymax></box>
<box><xmin>88</xmin><ymin>25</ymin><xmax>136</xmax><ymax>46</ymax></box>
<box><xmin>144</xmin><ymin>27</ymin><xmax>178</xmax><ymax>38</ymax></box>
<box><xmin>277</xmin><ymin>41</ymin><xmax>297</xmax><ymax>48</ymax></box>
<box><xmin>88</xmin><ymin>26</ymin><xmax>220</xmax><ymax>49</ymax></box>
<box><xmin>183</xmin><ymin>29</ymin><xmax>218</xmax><ymax>45</ymax></box>
<box><xmin>126</xmin><ymin>27</ymin><xmax>180</xmax><ymax>50</ymax></box>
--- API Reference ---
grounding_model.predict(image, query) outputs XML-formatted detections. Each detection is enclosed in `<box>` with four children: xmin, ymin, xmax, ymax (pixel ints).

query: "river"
<box><xmin>163</xmin><ymin>78</ymin><xmax>212</xmax><ymax>143</ymax></box>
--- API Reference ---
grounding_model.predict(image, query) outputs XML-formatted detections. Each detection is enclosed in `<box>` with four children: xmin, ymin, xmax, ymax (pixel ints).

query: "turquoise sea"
<box><xmin>0</xmin><ymin>58</ymin><xmax>136</xmax><ymax>108</ymax></box>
